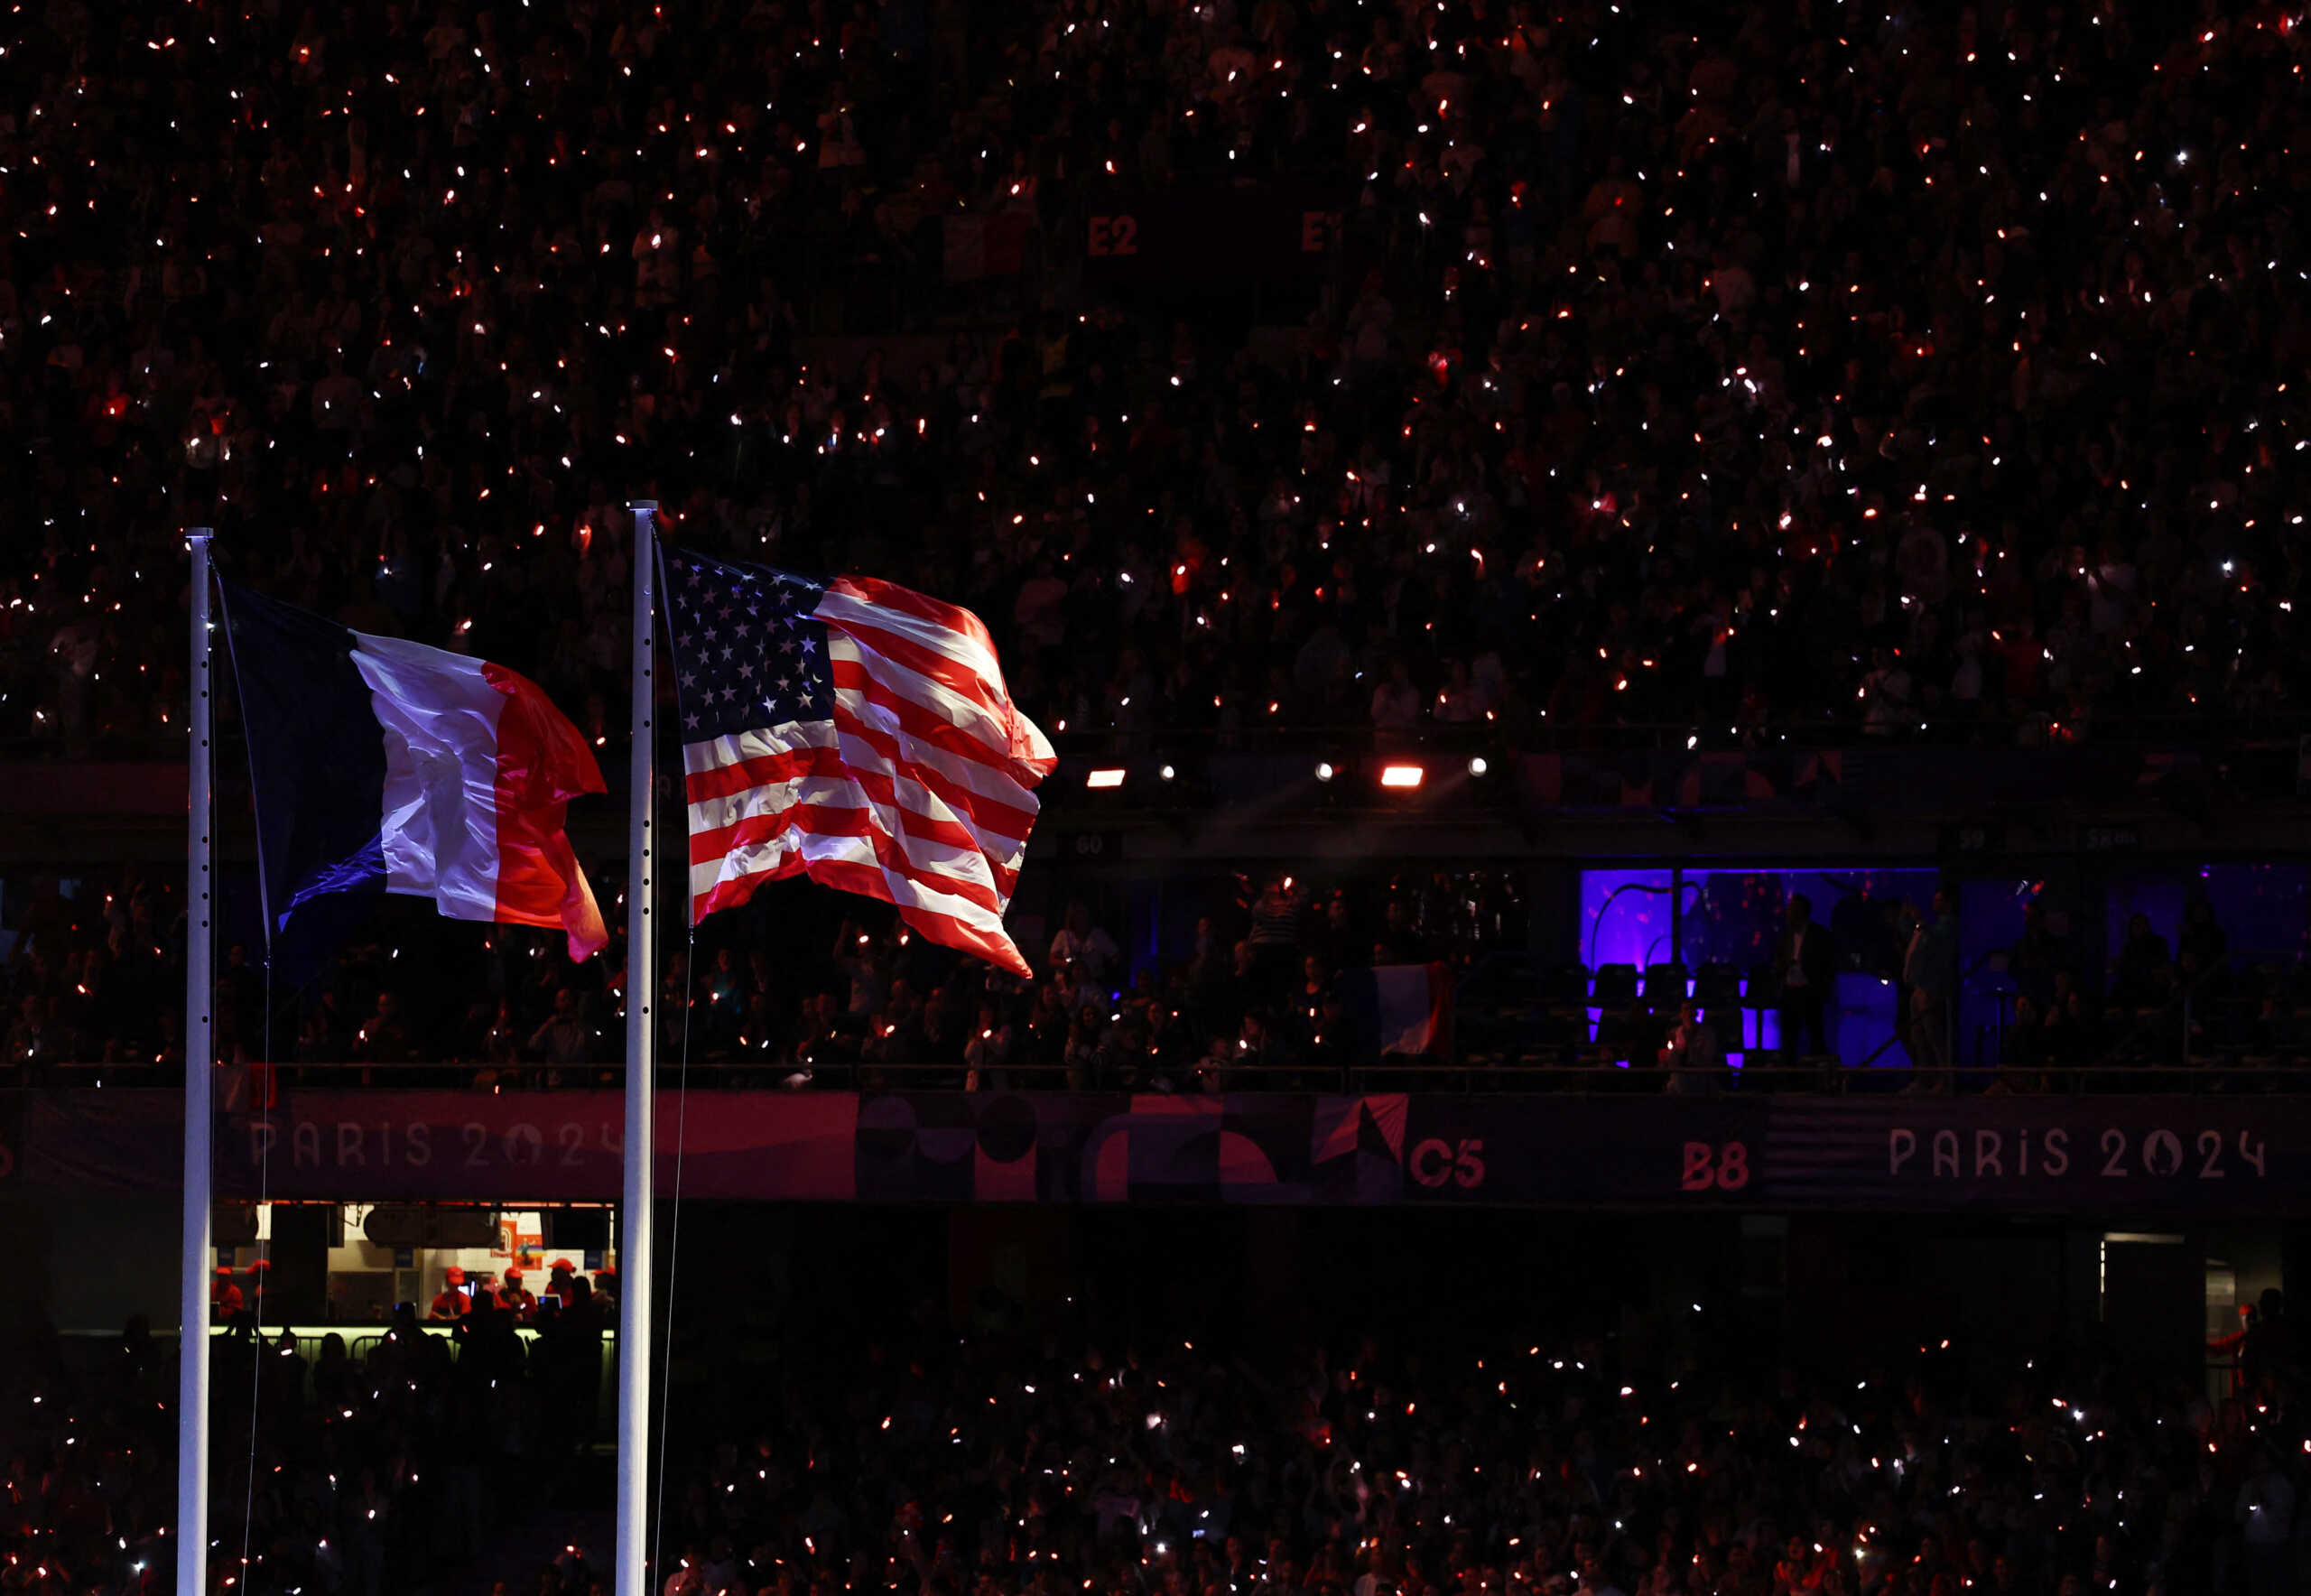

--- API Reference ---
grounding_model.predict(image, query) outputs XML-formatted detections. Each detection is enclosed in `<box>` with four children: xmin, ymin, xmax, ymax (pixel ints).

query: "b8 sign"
<box><xmin>1681</xmin><ymin>1141</ymin><xmax>1750</xmax><ymax>1192</ymax></box>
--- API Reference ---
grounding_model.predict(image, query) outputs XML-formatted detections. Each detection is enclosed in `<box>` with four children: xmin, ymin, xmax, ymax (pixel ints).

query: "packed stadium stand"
<box><xmin>5</xmin><ymin>0</ymin><xmax>2311</xmax><ymax>1591</ymax></box>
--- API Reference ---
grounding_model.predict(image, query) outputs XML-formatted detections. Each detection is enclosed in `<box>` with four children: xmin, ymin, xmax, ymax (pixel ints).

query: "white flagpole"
<box><xmin>616</xmin><ymin>502</ymin><xmax>659</xmax><ymax>1596</ymax></box>
<box><xmin>178</xmin><ymin>529</ymin><xmax>216</xmax><ymax>1596</ymax></box>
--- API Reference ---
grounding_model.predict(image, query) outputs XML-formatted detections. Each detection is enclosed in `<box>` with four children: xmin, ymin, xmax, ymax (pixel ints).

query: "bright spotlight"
<box><xmin>1468</xmin><ymin>756</ymin><xmax>1490</xmax><ymax>776</ymax></box>
<box><xmin>1314</xmin><ymin>761</ymin><xmax>1336</xmax><ymax>783</ymax></box>
<box><xmin>1379</xmin><ymin>764</ymin><xmax>1425</xmax><ymax>789</ymax></box>
<box><xmin>1158</xmin><ymin>764</ymin><xmax>1176</xmax><ymax>782</ymax></box>
<box><xmin>1085</xmin><ymin>768</ymin><xmax>1126</xmax><ymax>790</ymax></box>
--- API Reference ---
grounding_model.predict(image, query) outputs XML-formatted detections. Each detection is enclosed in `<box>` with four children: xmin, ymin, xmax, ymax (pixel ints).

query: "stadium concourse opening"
<box><xmin>5</xmin><ymin>1199</ymin><xmax>2301</xmax><ymax>1595</ymax></box>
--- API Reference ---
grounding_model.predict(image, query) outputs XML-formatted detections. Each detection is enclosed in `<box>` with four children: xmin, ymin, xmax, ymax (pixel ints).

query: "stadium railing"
<box><xmin>12</xmin><ymin>1058</ymin><xmax>2305</xmax><ymax>1094</ymax></box>
<box><xmin>13</xmin><ymin>703</ymin><xmax>2311</xmax><ymax>767</ymax></box>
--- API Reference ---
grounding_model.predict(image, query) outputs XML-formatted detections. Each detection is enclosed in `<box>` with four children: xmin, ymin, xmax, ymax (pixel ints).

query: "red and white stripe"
<box><xmin>348</xmin><ymin>632</ymin><xmax>609</xmax><ymax>960</ymax></box>
<box><xmin>682</xmin><ymin>577</ymin><xmax>1054</xmax><ymax>975</ymax></box>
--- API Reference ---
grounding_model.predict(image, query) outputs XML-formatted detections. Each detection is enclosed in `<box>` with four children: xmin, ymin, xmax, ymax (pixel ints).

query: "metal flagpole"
<box><xmin>615</xmin><ymin>503</ymin><xmax>659</xmax><ymax>1596</ymax></box>
<box><xmin>178</xmin><ymin>529</ymin><xmax>216</xmax><ymax>1596</ymax></box>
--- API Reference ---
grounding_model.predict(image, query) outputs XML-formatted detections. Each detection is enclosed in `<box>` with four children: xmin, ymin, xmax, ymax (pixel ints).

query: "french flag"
<box><xmin>1337</xmin><ymin>963</ymin><xmax>1453</xmax><ymax>1059</ymax></box>
<box><xmin>219</xmin><ymin>582</ymin><xmax>608</xmax><ymax>960</ymax></box>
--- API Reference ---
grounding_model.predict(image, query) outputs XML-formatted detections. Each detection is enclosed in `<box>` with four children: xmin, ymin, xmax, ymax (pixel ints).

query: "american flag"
<box><xmin>661</xmin><ymin>545</ymin><xmax>1055</xmax><ymax>975</ymax></box>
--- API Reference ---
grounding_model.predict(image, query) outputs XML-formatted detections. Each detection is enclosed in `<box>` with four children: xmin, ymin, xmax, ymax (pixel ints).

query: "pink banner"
<box><xmin>235</xmin><ymin>1091</ymin><xmax>623</xmax><ymax>1200</ymax></box>
<box><xmin>16</xmin><ymin>1090</ymin><xmax>2311</xmax><ymax>1212</ymax></box>
<box><xmin>215</xmin><ymin>1091</ymin><xmax>861</xmax><ymax>1202</ymax></box>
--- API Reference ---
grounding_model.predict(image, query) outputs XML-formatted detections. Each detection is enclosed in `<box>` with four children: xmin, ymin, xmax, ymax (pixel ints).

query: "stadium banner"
<box><xmin>14</xmin><ymin>1090</ymin><xmax>2308</xmax><ymax>1211</ymax></box>
<box><xmin>1081</xmin><ymin>183</ymin><xmax>1354</xmax><ymax>286</ymax></box>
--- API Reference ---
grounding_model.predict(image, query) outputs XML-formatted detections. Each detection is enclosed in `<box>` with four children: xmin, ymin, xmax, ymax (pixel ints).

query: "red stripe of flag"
<box><xmin>678</xmin><ymin>565</ymin><xmax>1051</xmax><ymax>976</ymax></box>
<box><xmin>694</xmin><ymin>853</ymin><xmax>807</xmax><ymax>920</ymax></box>
<box><xmin>684</xmin><ymin>742</ymin><xmax>851</xmax><ymax>806</ymax></box>
<box><xmin>842</xmin><ymin>765</ymin><xmax>1024</xmax><ymax>895</ymax></box>
<box><xmin>831</xmin><ymin>705</ymin><xmax>1037</xmax><ymax>840</ymax></box>
<box><xmin>826</xmin><ymin>575</ymin><xmax>998</xmax><ymax>657</ymax></box>
<box><xmin>821</xmin><ymin>611</ymin><xmax>1013</xmax><ymax>728</ymax></box>
<box><xmin>686</xmin><ymin>753</ymin><xmax>1022</xmax><ymax>901</ymax></box>
<box><xmin>828</xmin><ymin>659</ymin><xmax>1028</xmax><ymax>780</ymax></box>
<box><xmin>479</xmin><ymin>662</ymin><xmax>608</xmax><ymax>960</ymax></box>
<box><xmin>687</xmin><ymin>805</ymin><xmax>1007</xmax><ymax>917</ymax></box>
<box><xmin>800</xmin><ymin>856</ymin><xmax>1028</xmax><ymax>970</ymax></box>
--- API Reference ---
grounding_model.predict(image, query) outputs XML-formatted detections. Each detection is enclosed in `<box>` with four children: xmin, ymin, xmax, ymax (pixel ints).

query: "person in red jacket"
<box><xmin>211</xmin><ymin>1267</ymin><xmax>242</xmax><ymax>1322</ymax></box>
<box><xmin>428</xmin><ymin>1266</ymin><xmax>471</xmax><ymax>1321</ymax></box>
<box><xmin>494</xmin><ymin>1266</ymin><xmax>537</xmax><ymax>1321</ymax></box>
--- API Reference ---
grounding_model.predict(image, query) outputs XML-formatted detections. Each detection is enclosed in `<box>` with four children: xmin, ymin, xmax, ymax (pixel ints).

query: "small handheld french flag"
<box><xmin>1337</xmin><ymin>962</ymin><xmax>1453</xmax><ymax>1059</ymax></box>
<box><xmin>219</xmin><ymin>581</ymin><xmax>608</xmax><ymax>960</ymax></box>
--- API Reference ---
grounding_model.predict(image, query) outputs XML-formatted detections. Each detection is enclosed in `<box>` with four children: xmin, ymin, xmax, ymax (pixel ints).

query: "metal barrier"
<box><xmin>53</xmin><ymin>1325</ymin><xmax>621</xmax><ymax>1414</ymax></box>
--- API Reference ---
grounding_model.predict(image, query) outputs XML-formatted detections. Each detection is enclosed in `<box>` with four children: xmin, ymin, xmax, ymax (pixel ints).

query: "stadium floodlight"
<box><xmin>1379</xmin><ymin>764</ymin><xmax>1425</xmax><ymax>789</ymax></box>
<box><xmin>1468</xmin><ymin>756</ymin><xmax>1490</xmax><ymax>776</ymax></box>
<box><xmin>1086</xmin><ymin>767</ymin><xmax>1127</xmax><ymax>790</ymax></box>
<box><xmin>1314</xmin><ymin>761</ymin><xmax>1336</xmax><ymax>782</ymax></box>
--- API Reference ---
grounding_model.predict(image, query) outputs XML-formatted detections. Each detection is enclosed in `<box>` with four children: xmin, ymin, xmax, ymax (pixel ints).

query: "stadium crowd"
<box><xmin>3</xmin><ymin>1283</ymin><xmax>2304</xmax><ymax>1596</ymax></box>
<box><xmin>0</xmin><ymin>861</ymin><xmax>1519</xmax><ymax>1086</ymax></box>
<box><xmin>628</xmin><ymin>1309</ymin><xmax>2311</xmax><ymax>1596</ymax></box>
<box><xmin>4</xmin><ymin>0</ymin><xmax>2311</xmax><ymax>762</ymax></box>
<box><xmin>9</xmin><ymin>855</ymin><xmax>2305</xmax><ymax>1088</ymax></box>
<box><xmin>9</xmin><ymin>9</ymin><xmax>2311</xmax><ymax>1590</ymax></box>
<box><xmin>0</xmin><ymin>1286</ymin><xmax>608</xmax><ymax>1596</ymax></box>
